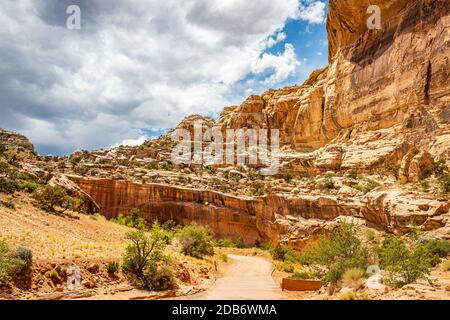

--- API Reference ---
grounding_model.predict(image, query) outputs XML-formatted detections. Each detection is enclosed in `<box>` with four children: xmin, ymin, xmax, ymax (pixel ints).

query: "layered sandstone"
<box><xmin>0</xmin><ymin>129</ymin><xmax>34</xmax><ymax>152</ymax></box>
<box><xmin>213</xmin><ymin>0</ymin><xmax>450</xmax><ymax>178</ymax></box>
<box><xmin>68</xmin><ymin>176</ymin><xmax>450</xmax><ymax>248</ymax></box>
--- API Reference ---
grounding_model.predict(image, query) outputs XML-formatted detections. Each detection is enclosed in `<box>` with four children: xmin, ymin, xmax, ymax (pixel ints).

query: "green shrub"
<box><xmin>251</xmin><ymin>181</ymin><xmax>266</xmax><ymax>196</ymax></box>
<box><xmin>300</xmin><ymin>223</ymin><xmax>370</xmax><ymax>285</ymax></box>
<box><xmin>319</xmin><ymin>179</ymin><xmax>336</xmax><ymax>190</ymax></box>
<box><xmin>0</xmin><ymin>241</ymin><xmax>27</xmax><ymax>282</ymax></box>
<box><xmin>440</xmin><ymin>173</ymin><xmax>450</xmax><ymax>193</ymax></box>
<box><xmin>424</xmin><ymin>239</ymin><xmax>450</xmax><ymax>260</ymax></box>
<box><xmin>20</xmin><ymin>181</ymin><xmax>39</xmax><ymax>193</ymax></box>
<box><xmin>282</xmin><ymin>262</ymin><xmax>295</xmax><ymax>273</ymax></box>
<box><xmin>10</xmin><ymin>247</ymin><xmax>32</xmax><ymax>274</ymax></box>
<box><xmin>122</xmin><ymin>222</ymin><xmax>173</xmax><ymax>291</ymax></box>
<box><xmin>420</xmin><ymin>180</ymin><xmax>430</xmax><ymax>191</ymax></box>
<box><xmin>235</xmin><ymin>237</ymin><xmax>246</xmax><ymax>249</ymax></box>
<box><xmin>347</xmin><ymin>171</ymin><xmax>358</xmax><ymax>180</ymax></box>
<box><xmin>219</xmin><ymin>253</ymin><xmax>228</xmax><ymax>263</ymax></box>
<box><xmin>111</xmin><ymin>208</ymin><xmax>147</xmax><ymax>230</ymax></box>
<box><xmin>428</xmin><ymin>160</ymin><xmax>448</xmax><ymax>178</ymax></box>
<box><xmin>33</xmin><ymin>185</ymin><xmax>70</xmax><ymax>213</ymax></box>
<box><xmin>290</xmin><ymin>272</ymin><xmax>312</xmax><ymax>280</ymax></box>
<box><xmin>363</xmin><ymin>179</ymin><xmax>380</xmax><ymax>194</ymax></box>
<box><xmin>145</xmin><ymin>161</ymin><xmax>158</xmax><ymax>170</ymax></box>
<box><xmin>0</xmin><ymin>177</ymin><xmax>19</xmax><ymax>194</ymax></box>
<box><xmin>216</xmin><ymin>238</ymin><xmax>236</xmax><ymax>248</ymax></box>
<box><xmin>283</xmin><ymin>173</ymin><xmax>294</xmax><ymax>183</ymax></box>
<box><xmin>106</xmin><ymin>261</ymin><xmax>120</xmax><ymax>274</ymax></box>
<box><xmin>379</xmin><ymin>235</ymin><xmax>436</xmax><ymax>288</ymax></box>
<box><xmin>178</xmin><ymin>223</ymin><xmax>213</xmax><ymax>258</ymax></box>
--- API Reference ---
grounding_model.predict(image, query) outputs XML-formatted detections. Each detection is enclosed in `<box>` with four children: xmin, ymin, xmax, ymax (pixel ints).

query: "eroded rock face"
<box><xmin>0</xmin><ymin>129</ymin><xmax>34</xmax><ymax>151</ymax></box>
<box><xmin>215</xmin><ymin>0</ymin><xmax>450</xmax><ymax>172</ymax></box>
<box><xmin>69</xmin><ymin>176</ymin><xmax>450</xmax><ymax>249</ymax></box>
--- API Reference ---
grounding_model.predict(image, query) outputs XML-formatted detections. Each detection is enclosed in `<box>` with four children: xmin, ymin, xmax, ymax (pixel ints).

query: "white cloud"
<box><xmin>112</xmin><ymin>136</ymin><xmax>147</xmax><ymax>148</ymax></box>
<box><xmin>0</xmin><ymin>0</ymin><xmax>315</xmax><ymax>154</ymax></box>
<box><xmin>299</xmin><ymin>1</ymin><xmax>326</xmax><ymax>24</ymax></box>
<box><xmin>251</xmin><ymin>44</ymin><xmax>301</xmax><ymax>84</ymax></box>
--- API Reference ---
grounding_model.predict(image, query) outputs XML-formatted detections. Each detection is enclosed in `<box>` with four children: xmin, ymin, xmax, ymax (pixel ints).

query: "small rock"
<box><xmin>87</xmin><ymin>263</ymin><xmax>99</xmax><ymax>273</ymax></box>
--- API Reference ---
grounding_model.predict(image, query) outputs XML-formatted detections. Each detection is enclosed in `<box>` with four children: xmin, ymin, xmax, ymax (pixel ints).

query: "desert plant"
<box><xmin>300</xmin><ymin>223</ymin><xmax>370</xmax><ymax>285</ymax></box>
<box><xmin>122</xmin><ymin>222</ymin><xmax>173</xmax><ymax>290</ymax></box>
<box><xmin>440</xmin><ymin>173</ymin><xmax>450</xmax><ymax>193</ymax></box>
<box><xmin>282</xmin><ymin>262</ymin><xmax>295</xmax><ymax>273</ymax></box>
<box><xmin>20</xmin><ymin>181</ymin><xmax>39</xmax><ymax>193</ymax></box>
<box><xmin>0</xmin><ymin>241</ymin><xmax>26</xmax><ymax>282</ymax></box>
<box><xmin>442</xmin><ymin>260</ymin><xmax>450</xmax><ymax>272</ymax></box>
<box><xmin>379</xmin><ymin>235</ymin><xmax>436</xmax><ymax>288</ymax></box>
<box><xmin>319</xmin><ymin>179</ymin><xmax>336</xmax><ymax>190</ymax></box>
<box><xmin>219</xmin><ymin>253</ymin><xmax>228</xmax><ymax>263</ymax></box>
<box><xmin>10</xmin><ymin>247</ymin><xmax>32</xmax><ymax>275</ymax></box>
<box><xmin>106</xmin><ymin>261</ymin><xmax>120</xmax><ymax>274</ymax></box>
<box><xmin>342</xmin><ymin>268</ymin><xmax>365</xmax><ymax>290</ymax></box>
<box><xmin>33</xmin><ymin>185</ymin><xmax>70</xmax><ymax>213</ymax></box>
<box><xmin>290</xmin><ymin>272</ymin><xmax>313</xmax><ymax>280</ymax></box>
<box><xmin>0</xmin><ymin>177</ymin><xmax>19</xmax><ymax>194</ymax></box>
<box><xmin>251</xmin><ymin>180</ymin><xmax>266</xmax><ymax>196</ymax></box>
<box><xmin>235</xmin><ymin>237</ymin><xmax>246</xmax><ymax>249</ymax></box>
<box><xmin>216</xmin><ymin>238</ymin><xmax>236</xmax><ymax>248</ymax></box>
<box><xmin>178</xmin><ymin>223</ymin><xmax>213</xmax><ymax>259</ymax></box>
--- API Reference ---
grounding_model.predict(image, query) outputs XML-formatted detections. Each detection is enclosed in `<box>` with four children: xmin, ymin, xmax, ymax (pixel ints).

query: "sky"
<box><xmin>0</xmin><ymin>0</ymin><xmax>329</xmax><ymax>155</ymax></box>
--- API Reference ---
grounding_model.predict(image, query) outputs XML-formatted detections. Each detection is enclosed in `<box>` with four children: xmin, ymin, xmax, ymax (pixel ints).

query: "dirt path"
<box><xmin>181</xmin><ymin>254</ymin><xmax>286</xmax><ymax>300</ymax></box>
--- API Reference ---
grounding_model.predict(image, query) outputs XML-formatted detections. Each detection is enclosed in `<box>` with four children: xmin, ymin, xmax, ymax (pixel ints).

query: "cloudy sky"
<box><xmin>0</xmin><ymin>0</ymin><xmax>328</xmax><ymax>155</ymax></box>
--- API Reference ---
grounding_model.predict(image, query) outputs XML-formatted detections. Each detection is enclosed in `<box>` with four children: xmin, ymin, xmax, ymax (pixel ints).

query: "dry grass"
<box><xmin>443</xmin><ymin>260</ymin><xmax>450</xmax><ymax>272</ymax></box>
<box><xmin>342</xmin><ymin>268</ymin><xmax>366</xmax><ymax>290</ymax></box>
<box><xmin>0</xmin><ymin>193</ymin><xmax>131</xmax><ymax>261</ymax></box>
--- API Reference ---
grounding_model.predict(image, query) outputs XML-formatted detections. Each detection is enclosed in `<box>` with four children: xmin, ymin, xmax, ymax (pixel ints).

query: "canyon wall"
<box><xmin>69</xmin><ymin>176</ymin><xmax>450</xmax><ymax>248</ymax></box>
<box><xmin>217</xmin><ymin>0</ymin><xmax>450</xmax><ymax>166</ymax></box>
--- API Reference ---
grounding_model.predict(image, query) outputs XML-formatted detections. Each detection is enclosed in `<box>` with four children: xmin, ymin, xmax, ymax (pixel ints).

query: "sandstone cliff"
<box><xmin>215</xmin><ymin>0</ymin><xmax>450</xmax><ymax>178</ymax></box>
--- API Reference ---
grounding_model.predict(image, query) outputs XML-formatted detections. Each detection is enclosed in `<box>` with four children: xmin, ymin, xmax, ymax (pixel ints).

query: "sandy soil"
<box><xmin>177</xmin><ymin>254</ymin><xmax>287</xmax><ymax>300</ymax></box>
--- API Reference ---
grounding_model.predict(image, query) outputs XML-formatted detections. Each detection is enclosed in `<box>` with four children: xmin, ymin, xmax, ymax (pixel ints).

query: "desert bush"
<box><xmin>423</xmin><ymin>239</ymin><xmax>450</xmax><ymax>266</ymax></box>
<box><xmin>145</xmin><ymin>161</ymin><xmax>158</xmax><ymax>170</ymax></box>
<box><xmin>289</xmin><ymin>272</ymin><xmax>313</xmax><ymax>280</ymax></box>
<box><xmin>10</xmin><ymin>247</ymin><xmax>32</xmax><ymax>275</ymax></box>
<box><xmin>440</xmin><ymin>173</ymin><xmax>450</xmax><ymax>193</ymax></box>
<box><xmin>251</xmin><ymin>180</ymin><xmax>266</xmax><ymax>196</ymax></box>
<box><xmin>0</xmin><ymin>242</ymin><xmax>29</xmax><ymax>282</ymax></box>
<box><xmin>443</xmin><ymin>260</ymin><xmax>450</xmax><ymax>272</ymax></box>
<box><xmin>0</xmin><ymin>177</ymin><xmax>19</xmax><ymax>194</ymax></box>
<box><xmin>106</xmin><ymin>261</ymin><xmax>120</xmax><ymax>274</ymax></box>
<box><xmin>122</xmin><ymin>222</ymin><xmax>174</xmax><ymax>290</ymax></box>
<box><xmin>282</xmin><ymin>261</ymin><xmax>295</xmax><ymax>273</ymax></box>
<box><xmin>283</xmin><ymin>173</ymin><xmax>294</xmax><ymax>183</ymax></box>
<box><xmin>299</xmin><ymin>223</ymin><xmax>370</xmax><ymax>285</ymax></box>
<box><xmin>379</xmin><ymin>235</ymin><xmax>436</xmax><ymax>288</ymax></box>
<box><xmin>33</xmin><ymin>185</ymin><xmax>70</xmax><ymax>213</ymax></box>
<box><xmin>363</xmin><ymin>179</ymin><xmax>380</xmax><ymax>194</ymax></box>
<box><xmin>235</xmin><ymin>237</ymin><xmax>246</xmax><ymax>249</ymax></box>
<box><xmin>73</xmin><ymin>165</ymin><xmax>89</xmax><ymax>176</ymax></box>
<box><xmin>428</xmin><ymin>160</ymin><xmax>448</xmax><ymax>178</ymax></box>
<box><xmin>342</xmin><ymin>268</ymin><xmax>365</xmax><ymax>290</ymax></box>
<box><xmin>219</xmin><ymin>253</ymin><xmax>228</xmax><ymax>263</ymax></box>
<box><xmin>319</xmin><ymin>179</ymin><xmax>336</xmax><ymax>190</ymax></box>
<box><xmin>20</xmin><ymin>181</ymin><xmax>39</xmax><ymax>193</ymax></box>
<box><xmin>178</xmin><ymin>223</ymin><xmax>213</xmax><ymax>259</ymax></box>
<box><xmin>216</xmin><ymin>238</ymin><xmax>236</xmax><ymax>248</ymax></box>
<box><xmin>112</xmin><ymin>208</ymin><xmax>147</xmax><ymax>230</ymax></box>
<box><xmin>346</xmin><ymin>171</ymin><xmax>358</xmax><ymax>180</ymax></box>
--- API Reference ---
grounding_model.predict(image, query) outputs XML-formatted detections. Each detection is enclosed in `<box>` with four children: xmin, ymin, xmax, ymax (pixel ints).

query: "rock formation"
<box><xmin>0</xmin><ymin>129</ymin><xmax>35</xmax><ymax>152</ymax></box>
